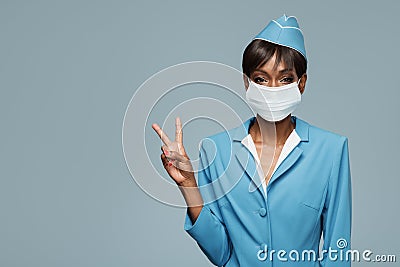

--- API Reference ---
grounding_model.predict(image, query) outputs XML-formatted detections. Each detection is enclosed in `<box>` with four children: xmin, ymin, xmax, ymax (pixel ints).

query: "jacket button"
<box><xmin>259</xmin><ymin>207</ymin><xmax>267</xmax><ymax>217</ymax></box>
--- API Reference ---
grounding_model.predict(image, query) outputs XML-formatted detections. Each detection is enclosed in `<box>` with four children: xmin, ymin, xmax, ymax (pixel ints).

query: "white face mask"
<box><xmin>245</xmin><ymin>78</ymin><xmax>302</xmax><ymax>122</ymax></box>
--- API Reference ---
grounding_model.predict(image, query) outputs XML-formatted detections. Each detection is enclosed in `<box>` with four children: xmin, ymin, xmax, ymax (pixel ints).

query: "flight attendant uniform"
<box><xmin>184</xmin><ymin>115</ymin><xmax>352</xmax><ymax>266</ymax></box>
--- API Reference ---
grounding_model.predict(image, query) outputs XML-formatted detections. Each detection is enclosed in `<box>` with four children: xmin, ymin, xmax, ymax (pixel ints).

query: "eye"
<box><xmin>254</xmin><ymin>77</ymin><xmax>267</xmax><ymax>84</ymax></box>
<box><xmin>280</xmin><ymin>77</ymin><xmax>294</xmax><ymax>83</ymax></box>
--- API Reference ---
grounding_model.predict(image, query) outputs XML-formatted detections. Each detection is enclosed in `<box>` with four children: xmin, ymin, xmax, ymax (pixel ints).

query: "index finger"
<box><xmin>152</xmin><ymin>123</ymin><xmax>172</xmax><ymax>146</ymax></box>
<box><xmin>175</xmin><ymin>117</ymin><xmax>183</xmax><ymax>144</ymax></box>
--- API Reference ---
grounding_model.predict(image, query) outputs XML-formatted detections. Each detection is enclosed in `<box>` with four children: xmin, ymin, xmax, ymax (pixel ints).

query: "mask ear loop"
<box><xmin>246</xmin><ymin>77</ymin><xmax>253</xmax><ymax>89</ymax></box>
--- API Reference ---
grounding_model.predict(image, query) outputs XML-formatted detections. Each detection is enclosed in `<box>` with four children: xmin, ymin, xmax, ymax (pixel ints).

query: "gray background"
<box><xmin>1</xmin><ymin>0</ymin><xmax>399</xmax><ymax>266</ymax></box>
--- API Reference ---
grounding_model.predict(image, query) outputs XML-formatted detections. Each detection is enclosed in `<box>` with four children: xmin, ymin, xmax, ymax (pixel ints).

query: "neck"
<box><xmin>250</xmin><ymin>115</ymin><xmax>295</xmax><ymax>146</ymax></box>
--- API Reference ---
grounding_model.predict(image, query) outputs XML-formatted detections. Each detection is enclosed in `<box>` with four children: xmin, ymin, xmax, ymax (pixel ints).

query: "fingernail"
<box><xmin>164</xmin><ymin>150</ymin><xmax>169</xmax><ymax>155</ymax></box>
<box><xmin>168</xmin><ymin>162</ymin><xmax>172</xmax><ymax>166</ymax></box>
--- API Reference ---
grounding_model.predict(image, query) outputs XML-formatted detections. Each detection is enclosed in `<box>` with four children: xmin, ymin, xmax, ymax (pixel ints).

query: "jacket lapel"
<box><xmin>267</xmin><ymin>116</ymin><xmax>309</xmax><ymax>187</ymax></box>
<box><xmin>234</xmin><ymin>143</ymin><xmax>262</xmax><ymax>193</ymax></box>
<box><xmin>231</xmin><ymin>117</ymin><xmax>264</xmax><ymax>195</ymax></box>
<box><xmin>268</xmin><ymin>147</ymin><xmax>303</xmax><ymax>187</ymax></box>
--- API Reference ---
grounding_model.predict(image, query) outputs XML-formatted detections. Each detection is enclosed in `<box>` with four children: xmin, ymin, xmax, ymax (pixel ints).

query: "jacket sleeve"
<box><xmin>183</xmin><ymin>140</ymin><xmax>232</xmax><ymax>266</ymax></box>
<box><xmin>321</xmin><ymin>136</ymin><xmax>352</xmax><ymax>266</ymax></box>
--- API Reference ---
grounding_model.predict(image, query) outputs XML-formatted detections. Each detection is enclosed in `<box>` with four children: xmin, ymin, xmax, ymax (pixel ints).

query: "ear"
<box><xmin>298</xmin><ymin>74</ymin><xmax>307</xmax><ymax>95</ymax></box>
<box><xmin>243</xmin><ymin>73</ymin><xmax>249</xmax><ymax>90</ymax></box>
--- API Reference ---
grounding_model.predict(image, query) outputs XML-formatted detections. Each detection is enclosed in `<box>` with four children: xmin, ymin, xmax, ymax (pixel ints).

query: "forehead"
<box><xmin>254</xmin><ymin>53</ymin><xmax>294</xmax><ymax>74</ymax></box>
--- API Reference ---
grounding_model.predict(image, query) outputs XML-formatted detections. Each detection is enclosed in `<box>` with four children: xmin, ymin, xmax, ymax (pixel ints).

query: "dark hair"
<box><xmin>242</xmin><ymin>39</ymin><xmax>307</xmax><ymax>79</ymax></box>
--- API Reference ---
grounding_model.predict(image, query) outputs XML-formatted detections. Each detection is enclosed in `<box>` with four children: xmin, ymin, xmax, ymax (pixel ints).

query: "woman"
<box><xmin>152</xmin><ymin>15</ymin><xmax>351</xmax><ymax>267</ymax></box>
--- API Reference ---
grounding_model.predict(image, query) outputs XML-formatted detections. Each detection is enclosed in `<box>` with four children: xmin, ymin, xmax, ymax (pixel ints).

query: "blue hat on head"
<box><xmin>254</xmin><ymin>14</ymin><xmax>307</xmax><ymax>61</ymax></box>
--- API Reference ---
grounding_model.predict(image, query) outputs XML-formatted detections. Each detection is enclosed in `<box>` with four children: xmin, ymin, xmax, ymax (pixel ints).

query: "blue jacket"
<box><xmin>184</xmin><ymin>116</ymin><xmax>352</xmax><ymax>266</ymax></box>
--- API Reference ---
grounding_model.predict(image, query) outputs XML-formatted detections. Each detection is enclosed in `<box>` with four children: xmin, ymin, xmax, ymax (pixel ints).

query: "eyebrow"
<box><xmin>278</xmin><ymin>68</ymin><xmax>295</xmax><ymax>74</ymax></box>
<box><xmin>253</xmin><ymin>68</ymin><xmax>295</xmax><ymax>75</ymax></box>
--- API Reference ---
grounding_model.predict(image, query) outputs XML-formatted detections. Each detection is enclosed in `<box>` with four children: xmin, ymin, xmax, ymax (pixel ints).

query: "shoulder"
<box><xmin>199</xmin><ymin>128</ymin><xmax>234</xmax><ymax>153</ymax></box>
<box><xmin>296</xmin><ymin>117</ymin><xmax>349</xmax><ymax>158</ymax></box>
<box><xmin>199</xmin><ymin>118</ymin><xmax>251</xmax><ymax>150</ymax></box>
<box><xmin>311</xmin><ymin>125</ymin><xmax>348</xmax><ymax>145</ymax></box>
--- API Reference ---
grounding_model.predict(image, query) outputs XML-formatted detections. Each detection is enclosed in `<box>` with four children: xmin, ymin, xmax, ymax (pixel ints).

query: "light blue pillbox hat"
<box><xmin>254</xmin><ymin>14</ymin><xmax>307</xmax><ymax>61</ymax></box>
